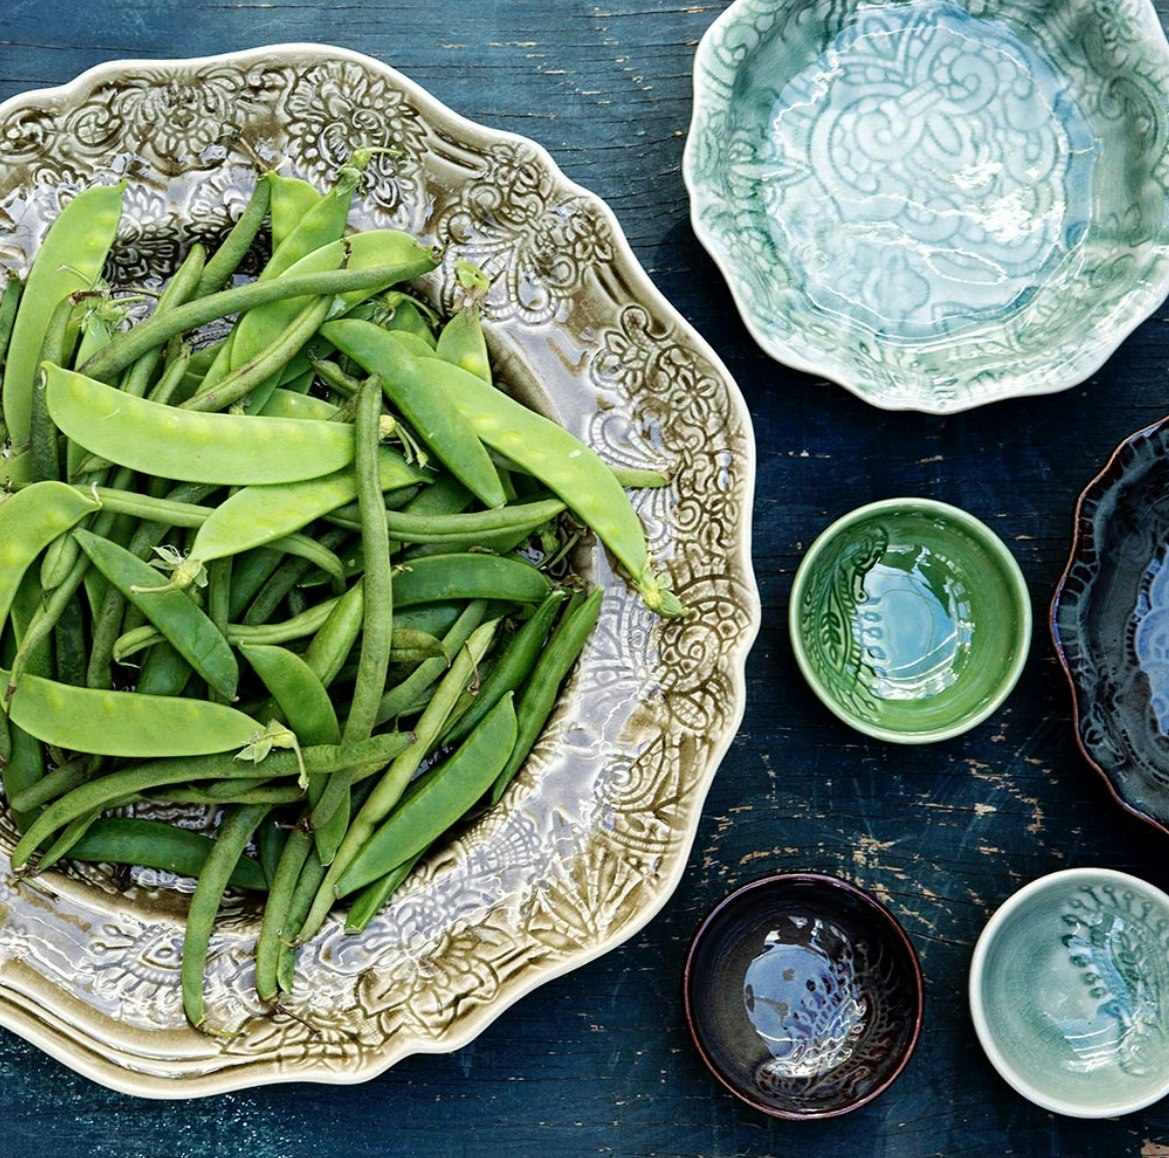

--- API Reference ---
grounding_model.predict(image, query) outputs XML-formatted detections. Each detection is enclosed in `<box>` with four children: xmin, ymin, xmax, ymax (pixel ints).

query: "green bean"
<box><xmin>45</xmin><ymin>364</ymin><xmax>357</xmax><ymax>487</ymax></box>
<box><xmin>442</xmin><ymin>588</ymin><xmax>567</xmax><ymax>748</ymax></box>
<box><xmin>9</xmin><ymin>731</ymin><xmax>412</xmax><ymax>874</ymax></box>
<box><xmin>154</xmin><ymin>784</ymin><xmax>306</xmax><ymax>806</ymax></box>
<box><xmin>336</xmin><ymin>694</ymin><xmax>517</xmax><ymax>896</ymax></box>
<box><xmin>130</xmin><ymin>639</ymin><xmax>193</xmax><ymax>698</ymax></box>
<box><xmin>490</xmin><ymin>586</ymin><xmax>603</xmax><ymax>804</ymax></box>
<box><xmin>310</xmin><ymin>375</ymin><xmax>396</xmax><ymax>864</ymax></box>
<box><xmin>254</xmin><ymin>826</ymin><xmax>313</xmax><ymax>1001</ymax></box>
<box><xmin>67</xmin><ymin>817</ymin><xmax>268</xmax><ymax>891</ymax></box>
<box><xmin>4</xmin><ymin>181</ymin><xmax>125</xmax><ymax>448</ymax></box>
<box><xmin>194</xmin><ymin>176</ymin><xmax>273</xmax><ymax>299</ymax></box>
<box><xmin>326</xmin><ymin>496</ymin><xmax>568</xmax><ymax>544</ymax></box>
<box><xmin>321</xmin><ymin>318</ymin><xmax>507</xmax><ymax>509</ymax></box>
<box><xmin>120</xmin><ymin>244</ymin><xmax>208</xmax><ymax>399</ymax></box>
<box><xmin>3</xmin><ymin>666</ymin><xmax>262</xmax><ymax>760</ymax></box>
<box><xmin>375</xmin><ymin>598</ymin><xmax>488</xmax><ymax>725</ymax></box>
<box><xmin>7</xmin><ymin>754</ymin><xmax>91</xmax><ymax>814</ymax></box>
<box><xmin>0</xmin><ymin>273</ymin><xmax>23</xmax><ymax>373</ymax></box>
<box><xmin>301</xmin><ymin>619</ymin><xmax>498</xmax><ymax>940</ymax></box>
<box><xmin>181</xmin><ymin>295</ymin><xmax>330</xmax><ymax>413</ymax></box>
<box><xmin>76</xmin><ymin>257</ymin><xmax>435</xmax><ymax>385</ymax></box>
<box><xmin>0</xmin><ymin>481</ymin><xmax>100</xmax><ymax>630</ymax></box>
<box><xmin>182</xmin><ymin>802</ymin><xmax>271</xmax><ymax>1030</ymax></box>
<box><xmin>30</xmin><ymin>295</ymin><xmax>82</xmax><ymax>482</ymax></box>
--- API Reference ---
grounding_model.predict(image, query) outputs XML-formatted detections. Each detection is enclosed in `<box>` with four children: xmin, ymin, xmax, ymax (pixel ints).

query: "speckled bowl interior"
<box><xmin>684</xmin><ymin>0</ymin><xmax>1169</xmax><ymax>412</ymax></box>
<box><xmin>1053</xmin><ymin>414</ymin><xmax>1169</xmax><ymax>835</ymax></box>
<box><xmin>682</xmin><ymin>872</ymin><xmax>924</xmax><ymax>1120</ymax></box>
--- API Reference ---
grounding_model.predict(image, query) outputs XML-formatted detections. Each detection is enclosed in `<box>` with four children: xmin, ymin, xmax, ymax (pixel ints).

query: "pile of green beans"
<box><xmin>0</xmin><ymin>157</ymin><xmax>681</xmax><ymax>1032</ymax></box>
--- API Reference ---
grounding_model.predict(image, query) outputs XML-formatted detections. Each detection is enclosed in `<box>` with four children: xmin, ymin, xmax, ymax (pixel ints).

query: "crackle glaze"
<box><xmin>0</xmin><ymin>44</ymin><xmax>759</xmax><ymax>1096</ymax></box>
<box><xmin>971</xmin><ymin>868</ymin><xmax>1169</xmax><ymax>1117</ymax></box>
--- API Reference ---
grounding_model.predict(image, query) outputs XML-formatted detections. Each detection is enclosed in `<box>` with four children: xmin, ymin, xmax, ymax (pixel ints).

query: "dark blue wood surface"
<box><xmin>5</xmin><ymin>2</ymin><xmax>1169</xmax><ymax>1155</ymax></box>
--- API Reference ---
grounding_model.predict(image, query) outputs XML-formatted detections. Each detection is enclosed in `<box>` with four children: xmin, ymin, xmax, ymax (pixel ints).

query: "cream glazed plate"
<box><xmin>0</xmin><ymin>45</ymin><xmax>758</xmax><ymax>1096</ymax></box>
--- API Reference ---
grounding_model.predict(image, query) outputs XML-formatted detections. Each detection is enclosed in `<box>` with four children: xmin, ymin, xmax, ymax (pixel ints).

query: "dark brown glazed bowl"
<box><xmin>682</xmin><ymin>872</ymin><xmax>924</xmax><ymax>1120</ymax></box>
<box><xmin>1052</xmin><ymin>414</ymin><xmax>1169</xmax><ymax>836</ymax></box>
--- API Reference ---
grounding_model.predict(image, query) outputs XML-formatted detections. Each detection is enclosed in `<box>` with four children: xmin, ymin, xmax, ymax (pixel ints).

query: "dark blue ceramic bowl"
<box><xmin>1053</xmin><ymin>413</ymin><xmax>1169</xmax><ymax>835</ymax></box>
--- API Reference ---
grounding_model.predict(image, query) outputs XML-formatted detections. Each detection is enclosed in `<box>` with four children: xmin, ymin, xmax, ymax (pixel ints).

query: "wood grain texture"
<box><xmin>5</xmin><ymin>2</ymin><xmax>1169</xmax><ymax>1154</ymax></box>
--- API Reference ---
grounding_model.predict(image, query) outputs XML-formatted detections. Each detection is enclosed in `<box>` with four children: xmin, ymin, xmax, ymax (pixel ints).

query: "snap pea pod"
<box><xmin>72</xmin><ymin>527</ymin><xmax>239</xmax><ymax>701</ymax></box>
<box><xmin>301</xmin><ymin>619</ymin><xmax>499</xmax><ymax>940</ymax></box>
<box><xmin>335</xmin><ymin>694</ymin><xmax>517</xmax><ymax>897</ymax></box>
<box><xmin>441</xmin><ymin>588</ymin><xmax>567</xmax><ymax>747</ymax></box>
<box><xmin>0</xmin><ymin>481</ymin><xmax>101</xmax><ymax>630</ymax></box>
<box><xmin>182</xmin><ymin>802</ymin><xmax>271</xmax><ymax>1030</ymax></box>
<box><xmin>4</xmin><ymin>181</ymin><xmax>126</xmax><ymax>449</ymax></box>
<box><xmin>64</xmin><ymin>817</ymin><xmax>269</xmax><ymax>892</ymax></box>
<box><xmin>45</xmin><ymin>363</ymin><xmax>357</xmax><ymax>486</ymax></box>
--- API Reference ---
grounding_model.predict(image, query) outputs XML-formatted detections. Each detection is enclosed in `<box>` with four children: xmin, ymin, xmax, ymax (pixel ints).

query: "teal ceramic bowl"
<box><xmin>790</xmin><ymin>498</ymin><xmax>1031</xmax><ymax>743</ymax></box>
<box><xmin>970</xmin><ymin>868</ymin><xmax>1169</xmax><ymax>1118</ymax></box>
<box><xmin>684</xmin><ymin>0</ymin><xmax>1169</xmax><ymax>413</ymax></box>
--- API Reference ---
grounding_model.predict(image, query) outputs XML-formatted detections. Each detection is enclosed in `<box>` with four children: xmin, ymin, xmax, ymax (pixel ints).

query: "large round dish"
<box><xmin>683</xmin><ymin>0</ymin><xmax>1169</xmax><ymax>413</ymax></box>
<box><xmin>0</xmin><ymin>45</ymin><xmax>759</xmax><ymax>1096</ymax></box>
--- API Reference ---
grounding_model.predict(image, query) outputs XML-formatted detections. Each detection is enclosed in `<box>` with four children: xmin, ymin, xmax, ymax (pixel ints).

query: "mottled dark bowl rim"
<box><xmin>1050</xmin><ymin>413</ymin><xmax>1169</xmax><ymax>839</ymax></box>
<box><xmin>681</xmin><ymin>871</ymin><xmax>925</xmax><ymax>1121</ymax></box>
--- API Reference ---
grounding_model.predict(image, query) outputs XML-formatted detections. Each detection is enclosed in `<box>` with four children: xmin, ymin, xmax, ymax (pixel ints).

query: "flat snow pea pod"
<box><xmin>0</xmin><ymin>480</ymin><xmax>101</xmax><ymax>630</ymax></box>
<box><xmin>67</xmin><ymin>817</ymin><xmax>268</xmax><ymax>891</ymax></box>
<box><xmin>179</xmin><ymin>446</ymin><xmax>425</xmax><ymax>585</ymax></box>
<box><xmin>435</xmin><ymin>301</ymin><xmax>491</xmax><ymax>384</ymax></box>
<box><xmin>240</xmin><ymin>643</ymin><xmax>341</xmax><ymax>746</ymax></box>
<box><xmin>403</xmin><ymin>332</ymin><xmax>685</xmax><ymax>617</ymax></box>
<box><xmin>1</xmin><ymin>665</ymin><xmax>263</xmax><ymax>760</ymax></box>
<box><xmin>73</xmin><ymin>527</ymin><xmax>239</xmax><ymax>700</ymax></box>
<box><xmin>182</xmin><ymin>802</ymin><xmax>271</xmax><ymax>1030</ymax></box>
<box><xmin>4</xmin><ymin>181</ymin><xmax>126</xmax><ymax>448</ymax></box>
<box><xmin>392</xmin><ymin>552</ymin><xmax>553</xmax><ymax>607</ymax></box>
<box><xmin>335</xmin><ymin>694</ymin><xmax>517</xmax><ymax>896</ymax></box>
<box><xmin>44</xmin><ymin>363</ymin><xmax>356</xmax><ymax>485</ymax></box>
<box><xmin>259</xmin><ymin>388</ymin><xmax>338</xmax><ymax>421</ymax></box>
<box><xmin>320</xmin><ymin>318</ymin><xmax>507</xmax><ymax>510</ymax></box>
<box><xmin>267</xmin><ymin>173</ymin><xmax>322</xmax><ymax>254</ymax></box>
<box><xmin>343</xmin><ymin>848</ymin><xmax>424</xmax><ymax>933</ymax></box>
<box><xmin>0</xmin><ymin>274</ymin><xmax>23</xmax><ymax>371</ymax></box>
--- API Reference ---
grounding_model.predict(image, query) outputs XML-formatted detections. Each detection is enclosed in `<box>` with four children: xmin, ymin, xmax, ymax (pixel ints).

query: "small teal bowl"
<box><xmin>790</xmin><ymin>498</ymin><xmax>1031</xmax><ymax>743</ymax></box>
<box><xmin>684</xmin><ymin>0</ymin><xmax>1169</xmax><ymax>412</ymax></box>
<box><xmin>970</xmin><ymin>868</ymin><xmax>1169</xmax><ymax>1118</ymax></box>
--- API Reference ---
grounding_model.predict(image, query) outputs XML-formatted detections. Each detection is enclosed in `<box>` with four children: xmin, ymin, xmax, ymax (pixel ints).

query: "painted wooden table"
<box><xmin>4</xmin><ymin>2</ymin><xmax>1169</xmax><ymax>1155</ymax></box>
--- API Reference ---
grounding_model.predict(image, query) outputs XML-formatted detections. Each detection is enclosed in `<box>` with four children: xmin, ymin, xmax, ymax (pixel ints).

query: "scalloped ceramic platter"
<box><xmin>684</xmin><ymin>0</ymin><xmax>1169</xmax><ymax>413</ymax></box>
<box><xmin>0</xmin><ymin>45</ymin><xmax>758</xmax><ymax>1096</ymax></box>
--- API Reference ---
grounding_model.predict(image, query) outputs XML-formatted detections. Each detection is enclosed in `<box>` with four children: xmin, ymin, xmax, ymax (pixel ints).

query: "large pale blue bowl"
<box><xmin>684</xmin><ymin>0</ymin><xmax>1169</xmax><ymax>413</ymax></box>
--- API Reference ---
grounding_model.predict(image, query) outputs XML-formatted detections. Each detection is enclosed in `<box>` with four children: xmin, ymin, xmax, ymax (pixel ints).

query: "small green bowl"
<box><xmin>790</xmin><ymin>498</ymin><xmax>1031</xmax><ymax>743</ymax></box>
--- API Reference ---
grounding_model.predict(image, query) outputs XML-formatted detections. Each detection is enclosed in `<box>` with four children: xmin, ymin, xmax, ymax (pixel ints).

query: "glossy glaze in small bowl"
<box><xmin>684</xmin><ymin>0</ymin><xmax>1169</xmax><ymax>412</ymax></box>
<box><xmin>1052</xmin><ymin>415</ymin><xmax>1169</xmax><ymax>835</ymax></box>
<box><xmin>683</xmin><ymin>873</ymin><xmax>924</xmax><ymax>1120</ymax></box>
<box><xmin>970</xmin><ymin>868</ymin><xmax>1169</xmax><ymax>1118</ymax></box>
<box><xmin>790</xmin><ymin>498</ymin><xmax>1031</xmax><ymax>743</ymax></box>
